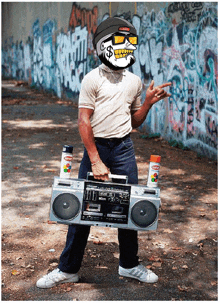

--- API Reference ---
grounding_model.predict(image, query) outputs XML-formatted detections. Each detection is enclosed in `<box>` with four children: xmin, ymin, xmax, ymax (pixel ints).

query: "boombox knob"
<box><xmin>131</xmin><ymin>200</ymin><xmax>157</xmax><ymax>228</ymax></box>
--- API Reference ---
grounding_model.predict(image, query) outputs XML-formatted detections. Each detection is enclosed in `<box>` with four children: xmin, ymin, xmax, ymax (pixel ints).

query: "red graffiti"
<box><xmin>69</xmin><ymin>3</ymin><xmax>98</xmax><ymax>34</ymax></box>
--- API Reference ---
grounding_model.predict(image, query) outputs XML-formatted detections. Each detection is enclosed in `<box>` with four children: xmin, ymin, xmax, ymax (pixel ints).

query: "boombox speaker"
<box><xmin>49</xmin><ymin>173</ymin><xmax>161</xmax><ymax>231</ymax></box>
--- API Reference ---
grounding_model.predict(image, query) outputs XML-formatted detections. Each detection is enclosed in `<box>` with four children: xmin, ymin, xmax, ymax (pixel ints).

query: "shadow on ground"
<box><xmin>2</xmin><ymin>81</ymin><xmax>217</xmax><ymax>301</ymax></box>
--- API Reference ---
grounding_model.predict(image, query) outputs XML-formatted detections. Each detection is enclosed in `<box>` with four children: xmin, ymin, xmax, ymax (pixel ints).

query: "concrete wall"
<box><xmin>2</xmin><ymin>2</ymin><xmax>218</xmax><ymax>159</ymax></box>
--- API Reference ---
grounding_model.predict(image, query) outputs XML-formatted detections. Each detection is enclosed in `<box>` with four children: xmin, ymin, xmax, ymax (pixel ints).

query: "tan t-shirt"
<box><xmin>78</xmin><ymin>64</ymin><xmax>142</xmax><ymax>138</ymax></box>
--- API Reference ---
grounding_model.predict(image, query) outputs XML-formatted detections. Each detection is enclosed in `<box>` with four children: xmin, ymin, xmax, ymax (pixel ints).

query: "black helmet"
<box><xmin>93</xmin><ymin>17</ymin><xmax>137</xmax><ymax>49</ymax></box>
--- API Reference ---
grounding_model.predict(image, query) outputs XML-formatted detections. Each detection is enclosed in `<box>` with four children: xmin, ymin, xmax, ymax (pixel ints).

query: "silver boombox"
<box><xmin>49</xmin><ymin>173</ymin><xmax>161</xmax><ymax>231</ymax></box>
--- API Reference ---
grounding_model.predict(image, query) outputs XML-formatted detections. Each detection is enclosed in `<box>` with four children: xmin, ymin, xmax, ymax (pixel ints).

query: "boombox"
<box><xmin>49</xmin><ymin>173</ymin><xmax>161</xmax><ymax>231</ymax></box>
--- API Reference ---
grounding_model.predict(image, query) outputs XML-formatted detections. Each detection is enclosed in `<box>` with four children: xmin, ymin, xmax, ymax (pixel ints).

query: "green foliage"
<box><xmin>168</xmin><ymin>139</ymin><xmax>189</xmax><ymax>150</ymax></box>
<box><xmin>140</xmin><ymin>133</ymin><xmax>161</xmax><ymax>139</ymax></box>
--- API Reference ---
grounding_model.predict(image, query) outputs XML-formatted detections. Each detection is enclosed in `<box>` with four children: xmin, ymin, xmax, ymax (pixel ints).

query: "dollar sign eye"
<box><xmin>106</xmin><ymin>46</ymin><xmax>113</xmax><ymax>58</ymax></box>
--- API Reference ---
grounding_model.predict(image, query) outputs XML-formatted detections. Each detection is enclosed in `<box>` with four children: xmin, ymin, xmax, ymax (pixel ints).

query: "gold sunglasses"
<box><xmin>113</xmin><ymin>35</ymin><xmax>138</xmax><ymax>45</ymax></box>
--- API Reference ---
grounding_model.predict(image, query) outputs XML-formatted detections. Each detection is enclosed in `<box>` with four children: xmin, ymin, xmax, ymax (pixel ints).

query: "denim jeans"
<box><xmin>58</xmin><ymin>135</ymin><xmax>139</xmax><ymax>274</ymax></box>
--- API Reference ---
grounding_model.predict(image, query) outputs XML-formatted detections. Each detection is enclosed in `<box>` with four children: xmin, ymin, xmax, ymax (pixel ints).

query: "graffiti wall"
<box><xmin>1</xmin><ymin>2</ymin><xmax>218</xmax><ymax>159</ymax></box>
<box><xmin>132</xmin><ymin>2</ymin><xmax>218</xmax><ymax>160</ymax></box>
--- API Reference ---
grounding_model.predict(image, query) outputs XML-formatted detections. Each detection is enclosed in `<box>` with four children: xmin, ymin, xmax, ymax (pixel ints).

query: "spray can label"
<box><xmin>62</xmin><ymin>156</ymin><xmax>72</xmax><ymax>172</ymax></box>
<box><xmin>147</xmin><ymin>155</ymin><xmax>161</xmax><ymax>187</ymax></box>
<box><xmin>60</xmin><ymin>145</ymin><xmax>73</xmax><ymax>178</ymax></box>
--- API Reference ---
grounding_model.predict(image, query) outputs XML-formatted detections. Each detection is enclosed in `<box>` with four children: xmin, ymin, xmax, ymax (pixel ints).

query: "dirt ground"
<box><xmin>2</xmin><ymin>80</ymin><xmax>218</xmax><ymax>301</ymax></box>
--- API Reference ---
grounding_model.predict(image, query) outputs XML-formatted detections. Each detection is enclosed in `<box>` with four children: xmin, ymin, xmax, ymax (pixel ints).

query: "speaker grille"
<box><xmin>53</xmin><ymin>193</ymin><xmax>80</xmax><ymax>220</ymax></box>
<box><xmin>131</xmin><ymin>200</ymin><xmax>157</xmax><ymax>228</ymax></box>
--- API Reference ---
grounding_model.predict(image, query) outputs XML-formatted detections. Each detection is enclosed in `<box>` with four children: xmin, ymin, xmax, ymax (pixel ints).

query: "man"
<box><xmin>36</xmin><ymin>17</ymin><xmax>171</xmax><ymax>289</ymax></box>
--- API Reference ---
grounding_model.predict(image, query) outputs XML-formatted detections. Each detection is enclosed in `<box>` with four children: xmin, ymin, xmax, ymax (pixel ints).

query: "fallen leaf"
<box><xmin>148</xmin><ymin>256</ymin><xmax>162</xmax><ymax>262</ymax></box>
<box><xmin>152</xmin><ymin>262</ymin><xmax>162</xmax><ymax>268</ymax></box>
<box><xmin>197</xmin><ymin>243</ymin><xmax>204</xmax><ymax>249</ymax></box>
<box><xmin>178</xmin><ymin>285</ymin><xmax>189</xmax><ymax>292</ymax></box>
<box><xmin>13</xmin><ymin>167</ymin><xmax>19</xmax><ymax>170</ymax></box>
<box><xmin>182</xmin><ymin>265</ymin><xmax>188</xmax><ymax>269</ymax></box>
<box><xmin>172</xmin><ymin>247</ymin><xmax>182</xmax><ymax>250</ymax></box>
<box><xmin>95</xmin><ymin>265</ymin><xmax>108</xmax><ymax>269</ymax></box>
<box><xmin>26</xmin><ymin>264</ymin><xmax>31</xmax><ymax>268</ymax></box>
<box><xmin>11</xmin><ymin>269</ymin><xmax>20</xmax><ymax>276</ymax></box>
<box><xmin>163</xmin><ymin>228</ymin><xmax>173</xmax><ymax>234</ymax></box>
<box><xmin>66</xmin><ymin>287</ymin><xmax>72</xmax><ymax>292</ymax></box>
<box><xmin>47</xmin><ymin>220</ymin><xmax>56</xmax><ymax>224</ymax></box>
<box><xmin>50</xmin><ymin>262</ymin><xmax>59</xmax><ymax>267</ymax></box>
<box><xmin>152</xmin><ymin>242</ymin><xmax>165</xmax><ymax>248</ymax></box>
<box><xmin>172</xmin><ymin>267</ymin><xmax>177</xmax><ymax>270</ymax></box>
<box><xmin>113</xmin><ymin>252</ymin><xmax>119</xmax><ymax>259</ymax></box>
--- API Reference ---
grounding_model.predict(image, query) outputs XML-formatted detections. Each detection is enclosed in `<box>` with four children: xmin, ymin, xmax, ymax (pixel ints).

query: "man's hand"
<box><xmin>145</xmin><ymin>80</ymin><xmax>172</xmax><ymax>106</ymax></box>
<box><xmin>92</xmin><ymin>160</ymin><xmax>110</xmax><ymax>181</ymax></box>
<box><xmin>131</xmin><ymin>80</ymin><xmax>172</xmax><ymax>129</ymax></box>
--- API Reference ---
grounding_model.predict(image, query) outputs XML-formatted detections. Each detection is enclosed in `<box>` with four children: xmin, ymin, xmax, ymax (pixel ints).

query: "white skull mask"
<box><xmin>97</xmin><ymin>32</ymin><xmax>137</xmax><ymax>70</ymax></box>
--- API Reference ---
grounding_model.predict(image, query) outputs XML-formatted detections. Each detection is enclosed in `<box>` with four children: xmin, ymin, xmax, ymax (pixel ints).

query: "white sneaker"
<box><xmin>119</xmin><ymin>264</ymin><xmax>158</xmax><ymax>283</ymax></box>
<box><xmin>36</xmin><ymin>268</ymin><xmax>79</xmax><ymax>289</ymax></box>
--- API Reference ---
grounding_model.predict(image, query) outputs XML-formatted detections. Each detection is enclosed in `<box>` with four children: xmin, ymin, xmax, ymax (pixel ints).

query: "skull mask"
<box><xmin>93</xmin><ymin>17</ymin><xmax>138</xmax><ymax>70</ymax></box>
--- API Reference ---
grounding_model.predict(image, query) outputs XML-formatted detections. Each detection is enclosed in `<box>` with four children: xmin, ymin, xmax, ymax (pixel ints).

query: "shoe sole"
<box><xmin>119</xmin><ymin>271</ymin><xmax>158</xmax><ymax>283</ymax></box>
<box><xmin>60</xmin><ymin>276</ymin><xmax>79</xmax><ymax>284</ymax></box>
<box><xmin>36</xmin><ymin>276</ymin><xmax>79</xmax><ymax>289</ymax></box>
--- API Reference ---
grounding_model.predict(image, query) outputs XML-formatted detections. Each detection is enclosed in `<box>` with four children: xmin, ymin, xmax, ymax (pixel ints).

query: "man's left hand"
<box><xmin>145</xmin><ymin>80</ymin><xmax>172</xmax><ymax>106</ymax></box>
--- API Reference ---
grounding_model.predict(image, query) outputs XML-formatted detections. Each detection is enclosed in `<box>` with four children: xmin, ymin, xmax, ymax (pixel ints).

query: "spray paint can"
<box><xmin>60</xmin><ymin>145</ymin><xmax>73</xmax><ymax>179</ymax></box>
<box><xmin>147</xmin><ymin>155</ymin><xmax>161</xmax><ymax>187</ymax></box>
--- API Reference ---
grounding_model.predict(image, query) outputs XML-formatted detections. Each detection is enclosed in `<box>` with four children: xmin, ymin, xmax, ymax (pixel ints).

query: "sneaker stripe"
<box><xmin>119</xmin><ymin>265</ymin><xmax>158</xmax><ymax>283</ymax></box>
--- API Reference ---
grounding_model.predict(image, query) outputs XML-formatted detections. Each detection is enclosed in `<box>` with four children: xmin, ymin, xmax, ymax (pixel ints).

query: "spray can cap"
<box><xmin>62</xmin><ymin>145</ymin><xmax>73</xmax><ymax>154</ymax></box>
<box><xmin>150</xmin><ymin>155</ymin><xmax>161</xmax><ymax>163</ymax></box>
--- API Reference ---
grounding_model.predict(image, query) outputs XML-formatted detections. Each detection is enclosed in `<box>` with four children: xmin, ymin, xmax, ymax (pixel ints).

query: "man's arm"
<box><xmin>132</xmin><ymin>80</ymin><xmax>171</xmax><ymax>129</ymax></box>
<box><xmin>78</xmin><ymin>108</ymin><xmax>110</xmax><ymax>181</ymax></box>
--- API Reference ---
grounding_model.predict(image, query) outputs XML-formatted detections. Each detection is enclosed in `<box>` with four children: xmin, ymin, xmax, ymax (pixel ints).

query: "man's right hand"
<box><xmin>91</xmin><ymin>160</ymin><xmax>110</xmax><ymax>181</ymax></box>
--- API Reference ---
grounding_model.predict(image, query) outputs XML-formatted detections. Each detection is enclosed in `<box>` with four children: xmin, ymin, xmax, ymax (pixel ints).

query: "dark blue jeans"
<box><xmin>58</xmin><ymin>135</ymin><xmax>139</xmax><ymax>273</ymax></box>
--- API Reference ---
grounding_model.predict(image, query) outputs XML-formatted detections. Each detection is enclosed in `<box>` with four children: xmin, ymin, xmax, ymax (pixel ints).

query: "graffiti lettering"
<box><xmin>42</xmin><ymin>19</ymin><xmax>54</xmax><ymax>89</ymax></box>
<box><xmin>1</xmin><ymin>3</ymin><xmax>218</xmax><ymax>159</ymax></box>
<box><xmin>69</xmin><ymin>3</ymin><xmax>98</xmax><ymax>34</ymax></box>
<box><xmin>133</xmin><ymin>3</ymin><xmax>217</xmax><ymax>159</ymax></box>
<box><xmin>32</xmin><ymin>19</ymin><xmax>43</xmax><ymax>84</ymax></box>
<box><xmin>56</xmin><ymin>26</ymin><xmax>88</xmax><ymax>95</ymax></box>
<box><xmin>168</xmin><ymin>2</ymin><xmax>203</xmax><ymax>22</ymax></box>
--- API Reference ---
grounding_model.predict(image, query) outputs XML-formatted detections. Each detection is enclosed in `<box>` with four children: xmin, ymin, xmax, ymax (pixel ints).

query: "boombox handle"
<box><xmin>87</xmin><ymin>172</ymin><xmax>128</xmax><ymax>184</ymax></box>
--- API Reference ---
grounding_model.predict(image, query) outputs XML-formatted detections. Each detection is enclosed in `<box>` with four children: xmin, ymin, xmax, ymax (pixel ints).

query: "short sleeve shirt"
<box><xmin>78</xmin><ymin>64</ymin><xmax>142</xmax><ymax>138</ymax></box>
